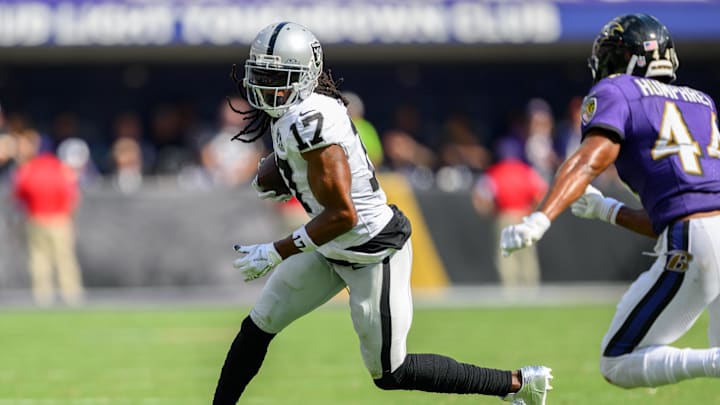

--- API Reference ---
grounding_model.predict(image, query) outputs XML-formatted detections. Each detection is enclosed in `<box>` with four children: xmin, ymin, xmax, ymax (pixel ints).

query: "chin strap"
<box><xmin>626</xmin><ymin>54</ymin><xmax>640</xmax><ymax>75</ymax></box>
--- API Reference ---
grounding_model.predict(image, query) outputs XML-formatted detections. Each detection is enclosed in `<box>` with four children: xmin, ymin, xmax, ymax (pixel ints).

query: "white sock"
<box><xmin>600</xmin><ymin>346</ymin><xmax>720</xmax><ymax>388</ymax></box>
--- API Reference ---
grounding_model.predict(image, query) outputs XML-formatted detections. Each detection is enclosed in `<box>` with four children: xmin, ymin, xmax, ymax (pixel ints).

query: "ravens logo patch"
<box><xmin>665</xmin><ymin>249</ymin><xmax>693</xmax><ymax>272</ymax></box>
<box><xmin>581</xmin><ymin>96</ymin><xmax>597</xmax><ymax>125</ymax></box>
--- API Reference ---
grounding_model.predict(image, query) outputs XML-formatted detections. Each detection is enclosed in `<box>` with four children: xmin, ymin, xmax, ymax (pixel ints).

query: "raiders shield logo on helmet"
<box><xmin>311</xmin><ymin>41</ymin><xmax>322</xmax><ymax>68</ymax></box>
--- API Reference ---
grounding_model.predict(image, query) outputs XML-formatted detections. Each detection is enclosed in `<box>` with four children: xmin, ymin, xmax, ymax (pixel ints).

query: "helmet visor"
<box><xmin>247</xmin><ymin>66</ymin><xmax>301</xmax><ymax>88</ymax></box>
<box><xmin>244</xmin><ymin>62</ymin><xmax>305</xmax><ymax>113</ymax></box>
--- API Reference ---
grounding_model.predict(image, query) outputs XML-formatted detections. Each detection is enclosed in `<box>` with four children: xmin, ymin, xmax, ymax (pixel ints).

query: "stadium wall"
<box><xmin>0</xmin><ymin>180</ymin><xmax>655</xmax><ymax>290</ymax></box>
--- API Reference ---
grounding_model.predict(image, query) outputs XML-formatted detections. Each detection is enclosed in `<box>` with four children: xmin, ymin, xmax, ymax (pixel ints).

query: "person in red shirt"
<box><xmin>13</xmin><ymin>128</ymin><xmax>84</xmax><ymax>306</ymax></box>
<box><xmin>473</xmin><ymin>150</ymin><xmax>548</xmax><ymax>289</ymax></box>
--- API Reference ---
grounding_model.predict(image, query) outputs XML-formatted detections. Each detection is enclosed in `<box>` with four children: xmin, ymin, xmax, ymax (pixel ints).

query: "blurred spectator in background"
<box><xmin>0</xmin><ymin>103</ymin><xmax>14</xmax><ymax>185</ymax></box>
<box><xmin>524</xmin><ymin>98</ymin><xmax>560</xmax><ymax>182</ymax></box>
<box><xmin>0</xmin><ymin>104</ymin><xmax>16</xmax><ymax>289</ymax></box>
<box><xmin>1</xmin><ymin>113</ymin><xmax>35</xmax><ymax>184</ymax></box>
<box><xmin>493</xmin><ymin>109</ymin><xmax>528</xmax><ymax>165</ymax></box>
<box><xmin>382</xmin><ymin>130</ymin><xmax>435</xmax><ymax>172</ymax></box>
<box><xmin>51</xmin><ymin>111</ymin><xmax>80</xmax><ymax>140</ymax></box>
<box><xmin>554</xmin><ymin>96</ymin><xmax>584</xmax><ymax>160</ymax></box>
<box><xmin>51</xmin><ymin>111</ymin><xmax>87</xmax><ymax>156</ymax></box>
<box><xmin>0</xmin><ymin>101</ymin><xmax>7</xmax><ymax>136</ymax></box>
<box><xmin>149</xmin><ymin>104</ymin><xmax>193</xmax><ymax>175</ymax></box>
<box><xmin>438</xmin><ymin>112</ymin><xmax>491</xmax><ymax>173</ymax></box>
<box><xmin>435</xmin><ymin>112</ymin><xmax>491</xmax><ymax>191</ymax></box>
<box><xmin>109</xmin><ymin>111</ymin><xmax>155</xmax><ymax>174</ymax></box>
<box><xmin>472</xmin><ymin>144</ymin><xmax>547</xmax><ymax>289</ymax></box>
<box><xmin>109</xmin><ymin>136</ymin><xmax>144</xmax><ymax>193</ymax></box>
<box><xmin>342</xmin><ymin>91</ymin><xmax>383</xmax><ymax>167</ymax></box>
<box><xmin>194</xmin><ymin>97</ymin><xmax>264</xmax><ymax>188</ymax></box>
<box><xmin>13</xmin><ymin>128</ymin><xmax>84</xmax><ymax>306</ymax></box>
<box><xmin>57</xmin><ymin>137</ymin><xmax>100</xmax><ymax>188</ymax></box>
<box><xmin>55</xmin><ymin>111</ymin><xmax>107</xmax><ymax>171</ymax></box>
<box><xmin>0</xmin><ymin>133</ymin><xmax>15</xmax><ymax>185</ymax></box>
<box><xmin>382</xmin><ymin>104</ymin><xmax>436</xmax><ymax>188</ymax></box>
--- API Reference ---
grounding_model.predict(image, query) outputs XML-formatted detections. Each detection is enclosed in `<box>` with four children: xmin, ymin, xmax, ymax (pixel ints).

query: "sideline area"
<box><xmin>0</xmin><ymin>283</ymin><xmax>629</xmax><ymax>309</ymax></box>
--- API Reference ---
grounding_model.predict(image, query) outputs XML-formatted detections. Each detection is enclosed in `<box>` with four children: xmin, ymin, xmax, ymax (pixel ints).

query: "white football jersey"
<box><xmin>271</xmin><ymin>93</ymin><xmax>394</xmax><ymax>264</ymax></box>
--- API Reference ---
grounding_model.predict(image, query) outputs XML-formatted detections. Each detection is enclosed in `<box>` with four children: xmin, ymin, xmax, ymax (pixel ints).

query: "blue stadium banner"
<box><xmin>0</xmin><ymin>0</ymin><xmax>718</xmax><ymax>47</ymax></box>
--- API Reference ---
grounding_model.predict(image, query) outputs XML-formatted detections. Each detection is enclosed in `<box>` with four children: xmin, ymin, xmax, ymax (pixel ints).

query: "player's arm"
<box><xmin>500</xmin><ymin>131</ymin><xmax>621</xmax><ymax>256</ymax></box>
<box><xmin>500</xmin><ymin>128</ymin><xmax>656</xmax><ymax>255</ymax></box>
<box><xmin>614</xmin><ymin>206</ymin><xmax>656</xmax><ymax>238</ymax></box>
<box><xmin>273</xmin><ymin>144</ymin><xmax>357</xmax><ymax>259</ymax></box>
<box><xmin>571</xmin><ymin>182</ymin><xmax>655</xmax><ymax>237</ymax></box>
<box><xmin>554</xmin><ymin>131</ymin><xmax>656</xmax><ymax>237</ymax></box>
<box><xmin>538</xmin><ymin>132</ymin><xmax>620</xmax><ymax>220</ymax></box>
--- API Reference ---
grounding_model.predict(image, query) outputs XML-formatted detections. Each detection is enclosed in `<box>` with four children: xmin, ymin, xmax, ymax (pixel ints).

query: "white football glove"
<box><xmin>251</xmin><ymin>157</ymin><xmax>292</xmax><ymax>202</ymax></box>
<box><xmin>570</xmin><ymin>185</ymin><xmax>624</xmax><ymax>224</ymax></box>
<box><xmin>233</xmin><ymin>243</ymin><xmax>283</xmax><ymax>282</ymax></box>
<box><xmin>500</xmin><ymin>212</ymin><xmax>551</xmax><ymax>257</ymax></box>
<box><xmin>251</xmin><ymin>176</ymin><xmax>292</xmax><ymax>202</ymax></box>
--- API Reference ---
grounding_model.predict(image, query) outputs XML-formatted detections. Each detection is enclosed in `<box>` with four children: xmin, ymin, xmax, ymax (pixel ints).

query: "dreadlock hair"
<box><xmin>315</xmin><ymin>70</ymin><xmax>348</xmax><ymax>106</ymax></box>
<box><xmin>227</xmin><ymin>64</ymin><xmax>269</xmax><ymax>143</ymax></box>
<box><xmin>226</xmin><ymin>65</ymin><xmax>347</xmax><ymax>143</ymax></box>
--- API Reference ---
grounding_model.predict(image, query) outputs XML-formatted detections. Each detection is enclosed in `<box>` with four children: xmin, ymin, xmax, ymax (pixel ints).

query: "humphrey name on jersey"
<box><xmin>634</xmin><ymin>78</ymin><xmax>712</xmax><ymax>106</ymax></box>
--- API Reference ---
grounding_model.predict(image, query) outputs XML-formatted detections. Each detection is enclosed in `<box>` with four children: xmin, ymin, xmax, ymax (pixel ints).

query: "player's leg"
<box><xmin>213</xmin><ymin>251</ymin><xmax>346</xmax><ymax>404</ymax></box>
<box><xmin>49</xmin><ymin>221</ymin><xmax>84</xmax><ymax>305</ymax></box>
<box><xmin>495</xmin><ymin>213</ymin><xmax>522</xmax><ymax>287</ymax></box>
<box><xmin>705</xmin><ymin>216</ymin><xmax>720</xmax><ymax>347</ymax></box>
<box><xmin>26</xmin><ymin>221</ymin><xmax>54</xmax><ymax>306</ymax></box>
<box><xmin>337</xmin><ymin>241</ymin><xmax>551</xmax><ymax>401</ymax></box>
<box><xmin>708</xmin><ymin>294</ymin><xmax>720</xmax><ymax>347</ymax></box>
<box><xmin>600</xmin><ymin>219</ymin><xmax>720</xmax><ymax>388</ymax></box>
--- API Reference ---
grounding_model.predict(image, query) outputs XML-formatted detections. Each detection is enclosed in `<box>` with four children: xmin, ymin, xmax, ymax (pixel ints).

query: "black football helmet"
<box><xmin>589</xmin><ymin>13</ymin><xmax>679</xmax><ymax>84</ymax></box>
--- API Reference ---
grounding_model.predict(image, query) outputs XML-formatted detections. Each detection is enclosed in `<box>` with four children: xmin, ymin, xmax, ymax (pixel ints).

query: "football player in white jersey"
<box><xmin>212</xmin><ymin>21</ymin><xmax>552</xmax><ymax>405</ymax></box>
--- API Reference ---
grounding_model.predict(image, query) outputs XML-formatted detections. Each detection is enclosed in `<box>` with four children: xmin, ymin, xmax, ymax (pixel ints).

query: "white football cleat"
<box><xmin>502</xmin><ymin>366</ymin><xmax>553</xmax><ymax>405</ymax></box>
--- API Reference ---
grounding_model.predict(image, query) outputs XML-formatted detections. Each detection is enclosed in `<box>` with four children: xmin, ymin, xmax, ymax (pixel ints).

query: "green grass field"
<box><xmin>1</xmin><ymin>304</ymin><xmax>718</xmax><ymax>404</ymax></box>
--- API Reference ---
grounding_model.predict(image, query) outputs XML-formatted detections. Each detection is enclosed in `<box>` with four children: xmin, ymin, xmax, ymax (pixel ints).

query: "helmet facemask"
<box><xmin>244</xmin><ymin>56</ymin><xmax>303</xmax><ymax>117</ymax></box>
<box><xmin>640</xmin><ymin>47</ymin><xmax>679</xmax><ymax>82</ymax></box>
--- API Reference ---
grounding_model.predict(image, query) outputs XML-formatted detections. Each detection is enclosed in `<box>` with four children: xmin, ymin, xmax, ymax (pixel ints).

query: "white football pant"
<box><xmin>600</xmin><ymin>215</ymin><xmax>720</xmax><ymax>387</ymax></box>
<box><xmin>250</xmin><ymin>240</ymin><xmax>414</xmax><ymax>378</ymax></box>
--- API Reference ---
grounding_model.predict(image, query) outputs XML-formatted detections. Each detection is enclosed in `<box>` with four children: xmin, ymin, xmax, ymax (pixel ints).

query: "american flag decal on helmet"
<box><xmin>643</xmin><ymin>40</ymin><xmax>658</xmax><ymax>51</ymax></box>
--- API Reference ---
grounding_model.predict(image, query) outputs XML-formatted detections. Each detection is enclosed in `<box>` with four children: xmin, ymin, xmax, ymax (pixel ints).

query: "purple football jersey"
<box><xmin>581</xmin><ymin>74</ymin><xmax>720</xmax><ymax>234</ymax></box>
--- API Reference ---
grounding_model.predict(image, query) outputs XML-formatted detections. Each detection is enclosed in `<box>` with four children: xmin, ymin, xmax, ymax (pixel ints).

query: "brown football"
<box><xmin>256</xmin><ymin>152</ymin><xmax>291</xmax><ymax>194</ymax></box>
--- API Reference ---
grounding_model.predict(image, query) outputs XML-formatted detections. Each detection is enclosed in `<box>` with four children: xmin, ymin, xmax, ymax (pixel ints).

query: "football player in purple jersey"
<box><xmin>501</xmin><ymin>13</ymin><xmax>720</xmax><ymax>389</ymax></box>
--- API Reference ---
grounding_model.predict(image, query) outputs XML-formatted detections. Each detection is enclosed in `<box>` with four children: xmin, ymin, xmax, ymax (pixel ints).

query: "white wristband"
<box><xmin>291</xmin><ymin>225</ymin><xmax>319</xmax><ymax>252</ymax></box>
<box><xmin>606</xmin><ymin>200</ymin><xmax>624</xmax><ymax>225</ymax></box>
<box><xmin>527</xmin><ymin>211</ymin><xmax>551</xmax><ymax>235</ymax></box>
<box><xmin>595</xmin><ymin>197</ymin><xmax>624</xmax><ymax>224</ymax></box>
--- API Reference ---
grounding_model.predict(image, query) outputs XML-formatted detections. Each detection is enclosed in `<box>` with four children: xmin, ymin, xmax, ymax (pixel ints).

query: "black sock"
<box><xmin>213</xmin><ymin>316</ymin><xmax>276</xmax><ymax>405</ymax></box>
<box><xmin>374</xmin><ymin>353</ymin><xmax>512</xmax><ymax>396</ymax></box>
